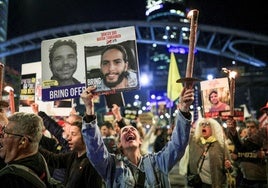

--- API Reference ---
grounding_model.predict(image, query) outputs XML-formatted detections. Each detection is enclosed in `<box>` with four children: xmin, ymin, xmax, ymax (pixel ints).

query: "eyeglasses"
<box><xmin>0</xmin><ymin>126</ymin><xmax>32</xmax><ymax>142</ymax></box>
<box><xmin>199</xmin><ymin>122</ymin><xmax>210</xmax><ymax>127</ymax></box>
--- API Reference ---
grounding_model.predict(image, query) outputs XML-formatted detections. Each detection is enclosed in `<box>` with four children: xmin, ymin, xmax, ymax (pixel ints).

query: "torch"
<box><xmin>177</xmin><ymin>9</ymin><xmax>200</xmax><ymax>88</ymax></box>
<box><xmin>222</xmin><ymin>68</ymin><xmax>237</xmax><ymax>116</ymax></box>
<box><xmin>4</xmin><ymin>86</ymin><xmax>15</xmax><ymax>115</ymax></box>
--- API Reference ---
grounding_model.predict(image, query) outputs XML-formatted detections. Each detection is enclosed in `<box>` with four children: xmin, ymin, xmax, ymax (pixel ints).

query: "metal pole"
<box><xmin>0</xmin><ymin>63</ymin><xmax>4</xmax><ymax>100</ymax></box>
<box><xmin>229</xmin><ymin>77</ymin><xmax>235</xmax><ymax>116</ymax></box>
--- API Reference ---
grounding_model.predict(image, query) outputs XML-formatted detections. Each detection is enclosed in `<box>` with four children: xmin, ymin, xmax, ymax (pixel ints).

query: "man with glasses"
<box><xmin>0</xmin><ymin>112</ymin><xmax>48</xmax><ymax>187</ymax></box>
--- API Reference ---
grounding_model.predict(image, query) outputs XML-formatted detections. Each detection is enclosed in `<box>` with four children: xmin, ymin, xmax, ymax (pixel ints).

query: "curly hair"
<box><xmin>193</xmin><ymin>117</ymin><xmax>226</xmax><ymax>148</ymax></box>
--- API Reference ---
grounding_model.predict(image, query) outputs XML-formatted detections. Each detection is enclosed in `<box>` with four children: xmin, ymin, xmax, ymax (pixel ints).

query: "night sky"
<box><xmin>7</xmin><ymin>0</ymin><xmax>268</xmax><ymax>39</ymax></box>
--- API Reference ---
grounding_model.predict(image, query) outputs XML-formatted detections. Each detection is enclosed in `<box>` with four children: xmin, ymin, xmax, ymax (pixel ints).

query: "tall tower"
<box><xmin>144</xmin><ymin>0</ymin><xmax>188</xmax><ymax>91</ymax></box>
<box><xmin>0</xmin><ymin>0</ymin><xmax>8</xmax><ymax>98</ymax></box>
<box><xmin>146</xmin><ymin>0</ymin><xmax>186</xmax><ymax>22</ymax></box>
<box><xmin>0</xmin><ymin>0</ymin><xmax>9</xmax><ymax>63</ymax></box>
<box><xmin>143</xmin><ymin>0</ymin><xmax>189</xmax><ymax>118</ymax></box>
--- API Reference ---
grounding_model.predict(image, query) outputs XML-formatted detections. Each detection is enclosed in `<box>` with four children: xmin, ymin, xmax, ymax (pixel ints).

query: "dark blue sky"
<box><xmin>7</xmin><ymin>0</ymin><xmax>268</xmax><ymax>38</ymax></box>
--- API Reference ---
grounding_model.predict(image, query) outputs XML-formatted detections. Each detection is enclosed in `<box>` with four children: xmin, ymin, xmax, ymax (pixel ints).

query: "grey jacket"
<box><xmin>188</xmin><ymin>138</ymin><xmax>231</xmax><ymax>188</ymax></box>
<box><xmin>82</xmin><ymin>110</ymin><xmax>191</xmax><ymax>188</ymax></box>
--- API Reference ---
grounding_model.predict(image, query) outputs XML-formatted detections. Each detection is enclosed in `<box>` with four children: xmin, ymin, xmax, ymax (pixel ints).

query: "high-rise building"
<box><xmin>146</xmin><ymin>0</ymin><xmax>186</xmax><ymax>22</ymax></box>
<box><xmin>144</xmin><ymin>0</ymin><xmax>192</xmax><ymax>91</ymax></box>
<box><xmin>0</xmin><ymin>0</ymin><xmax>9</xmax><ymax>63</ymax></box>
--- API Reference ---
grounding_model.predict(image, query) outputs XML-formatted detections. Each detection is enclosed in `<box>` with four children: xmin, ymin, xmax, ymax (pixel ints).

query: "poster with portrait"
<box><xmin>41</xmin><ymin>35</ymin><xmax>86</xmax><ymax>101</ymax></box>
<box><xmin>41</xmin><ymin>26</ymin><xmax>139</xmax><ymax>101</ymax></box>
<box><xmin>84</xmin><ymin>26</ymin><xmax>140</xmax><ymax>95</ymax></box>
<box><xmin>200</xmin><ymin>77</ymin><xmax>230</xmax><ymax>118</ymax></box>
<box><xmin>20</xmin><ymin>73</ymin><xmax>36</xmax><ymax>107</ymax></box>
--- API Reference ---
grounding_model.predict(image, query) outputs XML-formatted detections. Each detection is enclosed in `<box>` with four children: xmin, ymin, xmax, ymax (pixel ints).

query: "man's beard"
<box><xmin>103</xmin><ymin>71</ymin><xmax>129</xmax><ymax>88</ymax></box>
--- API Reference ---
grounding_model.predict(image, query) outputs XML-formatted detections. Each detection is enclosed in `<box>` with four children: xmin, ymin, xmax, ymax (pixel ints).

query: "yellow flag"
<box><xmin>167</xmin><ymin>52</ymin><xmax>183</xmax><ymax>101</ymax></box>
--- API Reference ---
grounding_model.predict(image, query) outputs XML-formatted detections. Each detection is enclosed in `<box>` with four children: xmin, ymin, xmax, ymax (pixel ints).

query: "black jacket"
<box><xmin>39</xmin><ymin>148</ymin><xmax>103</xmax><ymax>188</ymax></box>
<box><xmin>0</xmin><ymin>152</ymin><xmax>47</xmax><ymax>188</ymax></box>
<box><xmin>38</xmin><ymin>111</ymin><xmax>69</xmax><ymax>152</ymax></box>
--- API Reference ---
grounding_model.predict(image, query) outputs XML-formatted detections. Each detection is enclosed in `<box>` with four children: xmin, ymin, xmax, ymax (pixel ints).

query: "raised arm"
<box><xmin>154</xmin><ymin>87</ymin><xmax>194</xmax><ymax>173</ymax></box>
<box><xmin>81</xmin><ymin>86</ymin><xmax>114</xmax><ymax>181</ymax></box>
<box><xmin>111</xmin><ymin>104</ymin><xmax>126</xmax><ymax>128</ymax></box>
<box><xmin>31</xmin><ymin>103</ymin><xmax>69</xmax><ymax>152</ymax></box>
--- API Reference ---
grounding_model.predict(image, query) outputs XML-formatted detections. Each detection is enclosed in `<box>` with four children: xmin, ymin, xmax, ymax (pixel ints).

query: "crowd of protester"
<box><xmin>0</xmin><ymin>87</ymin><xmax>267</xmax><ymax>187</ymax></box>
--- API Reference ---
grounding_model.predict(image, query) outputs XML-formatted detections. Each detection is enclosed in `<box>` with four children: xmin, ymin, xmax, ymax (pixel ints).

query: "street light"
<box><xmin>4</xmin><ymin>86</ymin><xmax>15</xmax><ymax>115</ymax></box>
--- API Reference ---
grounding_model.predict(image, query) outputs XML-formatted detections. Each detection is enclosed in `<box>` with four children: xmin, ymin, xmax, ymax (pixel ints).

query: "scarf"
<box><xmin>200</xmin><ymin>136</ymin><xmax>217</xmax><ymax>145</ymax></box>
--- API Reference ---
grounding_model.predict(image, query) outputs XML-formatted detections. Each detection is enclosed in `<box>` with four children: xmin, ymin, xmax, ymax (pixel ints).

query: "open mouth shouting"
<box><xmin>125</xmin><ymin>134</ymin><xmax>136</xmax><ymax>142</ymax></box>
<box><xmin>120</xmin><ymin>126</ymin><xmax>142</xmax><ymax>149</ymax></box>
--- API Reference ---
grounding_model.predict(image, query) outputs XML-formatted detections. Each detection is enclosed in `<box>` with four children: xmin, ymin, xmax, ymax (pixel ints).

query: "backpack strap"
<box><xmin>40</xmin><ymin>154</ymin><xmax>53</xmax><ymax>181</ymax></box>
<box><xmin>39</xmin><ymin>153</ymin><xmax>64</xmax><ymax>187</ymax></box>
<box><xmin>0</xmin><ymin>164</ymin><xmax>46</xmax><ymax>188</ymax></box>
